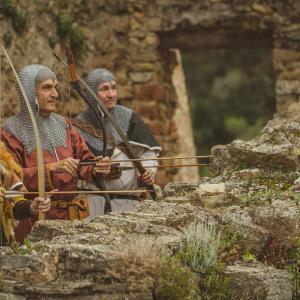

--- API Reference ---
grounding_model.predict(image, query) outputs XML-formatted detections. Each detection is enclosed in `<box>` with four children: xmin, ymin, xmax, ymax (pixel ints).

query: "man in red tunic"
<box><xmin>0</xmin><ymin>141</ymin><xmax>51</xmax><ymax>245</ymax></box>
<box><xmin>0</xmin><ymin>64</ymin><xmax>111</xmax><ymax>231</ymax></box>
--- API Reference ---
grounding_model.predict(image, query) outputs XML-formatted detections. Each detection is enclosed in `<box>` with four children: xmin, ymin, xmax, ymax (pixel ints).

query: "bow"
<box><xmin>54</xmin><ymin>49</ymin><xmax>157</xmax><ymax>199</ymax></box>
<box><xmin>1</xmin><ymin>44</ymin><xmax>46</xmax><ymax>220</ymax></box>
<box><xmin>64</xmin><ymin>47</ymin><xmax>112</xmax><ymax>212</ymax></box>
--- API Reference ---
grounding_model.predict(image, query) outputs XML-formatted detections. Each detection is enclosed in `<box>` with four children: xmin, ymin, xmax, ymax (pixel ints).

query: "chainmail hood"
<box><xmin>76</xmin><ymin>68</ymin><xmax>161</xmax><ymax>155</ymax></box>
<box><xmin>2</xmin><ymin>64</ymin><xmax>67</xmax><ymax>155</ymax></box>
<box><xmin>76</xmin><ymin>68</ymin><xmax>124</xmax><ymax>153</ymax></box>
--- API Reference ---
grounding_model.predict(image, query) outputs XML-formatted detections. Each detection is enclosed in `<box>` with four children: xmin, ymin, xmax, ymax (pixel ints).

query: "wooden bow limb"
<box><xmin>54</xmin><ymin>49</ymin><xmax>157</xmax><ymax>200</ymax></box>
<box><xmin>0</xmin><ymin>44</ymin><xmax>46</xmax><ymax>220</ymax></box>
<box><xmin>4</xmin><ymin>189</ymin><xmax>150</xmax><ymax>198</ymax></box>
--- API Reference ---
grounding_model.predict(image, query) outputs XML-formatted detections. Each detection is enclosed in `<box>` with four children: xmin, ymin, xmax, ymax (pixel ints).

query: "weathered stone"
<box><xmin>217</xmin><ymin>206</ymin><xmax>269</xmax><ymax>256</ymax></box>
<box><xmin>225</xmin><ymin>262</ymin><xmax>293</xmax><ymax>300</ymax></box>
<box><xmin>0</xmin><ymin>293</ymin><xmax>26</xmax><ymax>300</ymax></box>
<box><xmin>198</xmin><ymin>183</ymin><xmax>226</xmax><ymax>196</ymax></box>
<box><xmin>253</xmin><ymin>199</ymin><xmax>300</xmax><ymax>235</ymax></box>
<box><xmin>252</xmin><ymin>3</ymin><xmax>273</xmax><ymax>15</ymax></box>
<box><xmin>276</xmin><ymin>95</ymin><xmax>298</xmax><ymax>112</ymax></box>
<box><xmin>133</xmin><ymin>84</ymin><xmax>167</xmax><ymax>103</ymax></box>
<box><xmin>211</xmin><ymin>104</ymin><xmax>300</xmax><ymax>175</ymax></box>
<box><xmin>129</xmin><ymin>72</ymin><xmax>153</xmax><ymax>83</ymax></box>
<box><xmin>276</xmin><ymin>80</ymin><xmax>300</xmax><ymax>96</ymax></box>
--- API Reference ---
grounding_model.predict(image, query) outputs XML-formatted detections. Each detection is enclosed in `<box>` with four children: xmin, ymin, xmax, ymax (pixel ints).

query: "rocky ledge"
<box><xmin>1</xmin><ymin>105</ymin><xmax>300</xmax><ymax>299</ymax></box>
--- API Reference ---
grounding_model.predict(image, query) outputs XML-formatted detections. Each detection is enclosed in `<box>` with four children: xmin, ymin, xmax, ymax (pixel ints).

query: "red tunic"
<box><xmin>1</xmin><ymin>119</ymin><xmax>95</xmax><ymax>241</ymax></box>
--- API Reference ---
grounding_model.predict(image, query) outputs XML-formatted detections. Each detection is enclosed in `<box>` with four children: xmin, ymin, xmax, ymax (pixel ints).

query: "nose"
<box><xmin>51</xmin><ymin>87</ymin><xmax>58</xmax><ymax>98</ymax></box>
<box><xmin>107</xmin><ymin>87</ymin><xmax>114</xmax><ymax>98</ymax></box>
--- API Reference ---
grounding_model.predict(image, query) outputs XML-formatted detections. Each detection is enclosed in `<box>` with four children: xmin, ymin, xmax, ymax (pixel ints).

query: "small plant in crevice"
<box><xmin>263</xmin><ymin>214</ymin><xmax>298</xmax><ymax>268</ymax></box>
<box><xmin>219</xmin><ymin>224</ymin><xmax>240</xmax><ymax>264</ymax></box>
<box><xmin>242</xmin><ymin>251</ymin><xmax>256</xmax><ymax>262</ymax></box>
<box><xmin>56</xmin><ymin>11</ymin><xmax>72</xmax><ymax>38</ymax></box>
<box><xmin>287</xmin><ymin>238</ymin><xmax>300</xmax><ymax>297</ymax></box>
<box><xmin>178</xmin><ymin>220</ymin><xmax>221</xmax><ymax>273</ymax></box>
<box><xmin>5</xmin><ymin>238</ymin><xmax>44</xmax><ymax>256</ymax></box>
<box><xmin>111</xmin><ymin>239</ymin><xmax>199</xmax><ymax>300</ymax></box>
<box><xmin>48</xmin><ymin>36</ymin><xmax>57</xmax><ymax>49</ymax></box>
<box><xmin>177</xmin><ymin>220</ymin><xmax>231</xmax><ymax>299</ymax></box>
<box><xmin>55</xmin><ymin>11</ymin><xmax>84</xmax><ymax>55</ymax></box>
<box><xmin>241</xmin><ymin>186</ymin><xmax>298</xmax><ymax>207</ymax></box>
<box><xmin>70</xmin><ymin>26</ymin><xmax>84</xmax><ymax>53</ymax></box>
<box><xmin>153</xmin><ymin>257</ymin><xmax>200</xmax><ymax>300</ymax></box>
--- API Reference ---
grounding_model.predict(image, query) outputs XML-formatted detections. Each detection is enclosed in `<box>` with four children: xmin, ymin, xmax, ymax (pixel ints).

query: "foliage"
<box><xmin>48</xmin><ymin>36</ymin><xmax>57</xmax><ymax>49</ymax></box>
<box><xmin>224</xmin><ymin>116</ymin><xmax>265</xmax><ymax>141</ymax></box>
<box><xmin>242</xmin><ymin>251</ymin><xmax>256</xmax><ymax>262</ymax></box>
<box><xmin>70</xmin><ymin>27</ymin><xmax>84</xmax><ymax>53</ymax></box>
<box><xmin>55</xmin><ymin>11</ymin><xmax>85</xmax><ymax>55</ymax></box>
<box><xmin>263</xmin><ymin>212</ymin><xmax>298</xmax><ymax>268</ymax></box>
<box><xmin>0</xmin><ymin>0</ymin><xmax>27</xmax><ymax>33</ymax></box>
<box><xmin>218</xmin><ymin>224</ymin><xmax>240</xmax><ymax>264</ymax></box>
<box><xmin>113</xmin><ymin>239</ymin><xmax>199</xmax><ymax>299</ymax></box>
<box><xmin>56</xmin><ymin>11</ymin><xmax>72</xmax><ymax>38</ymax></box>
<box><xmin>241</xmin><ymin>186</ymin><xmax>300</xmax><ymax>207</ymax></box>
<box><xmin>5</xmin><ymin>238</ymin><xmax>43</xmax><ymax>256</ymax></box>
<box><xmin>153</xmin><ymin>256</ymin><xmax>200</xmax><ymax>300</ymax></box>
<box><xmin>178</xmin><ymin>220</ymin><xmax>221</xmax><ymax>273</ymax></box>
<box><xmin>177</xmin><ymin>220</ymin><xmax>230</xmax><ymax>299</ymax></box>
<box><xmin>287</xmin><ymin>239</ymin><xmax>300</xmax><ymax>296</ymax></box>
<box><xmin>182</xmin><ymin>49</ymin><xmax>276</xmax><ymax>176</ymax></box>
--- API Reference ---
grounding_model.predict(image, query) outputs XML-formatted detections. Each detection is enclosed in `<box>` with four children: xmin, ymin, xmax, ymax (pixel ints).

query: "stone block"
<box><xmin>225</xmin><ymin>262</ymin><xmax>293</xmax><ymax>300</ymax></box>
<box><xmin>134</xmin><ymin>84</ymin><xmax>167</xmax><ymax>103</ymax></box>
<box><xmin>218</xmin><ymin>206</ymin><xmax>269</xmax><ymax>256</ymax></box>
<box><xmin>129</xmin><ymin>72</ymin><xmax>153</xmax><ymax>83</ymax></box>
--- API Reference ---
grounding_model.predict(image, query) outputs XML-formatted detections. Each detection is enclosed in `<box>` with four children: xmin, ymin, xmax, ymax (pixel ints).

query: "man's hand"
<box><xmin>139</xmin><ymin>169</ymin><xmax>154</xmax><ymax>185</ymax></box>
<box><xmin>50</xmin><ymin>158</ymin><xmax>79</xmax><ymax>177</ymax></box>
<box><xmin>30</xmin><ymin>195</ymin><xmax>51</xmax><ymax>215</ymax></box>
<box><xmin>92</xmin><ymin>156</ymin><xmax>111</xmax><ymax>175</ymax></box>
<box><xmin>105</xmin><ymin>163</ymin><xmax>122</xmax><ymax>180</ymax></box>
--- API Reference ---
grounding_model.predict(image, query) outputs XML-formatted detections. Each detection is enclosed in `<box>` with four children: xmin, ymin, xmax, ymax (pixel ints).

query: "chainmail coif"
<box><xmin>2</xmin><ymin>64</ymin><xmax>67</xmax><ymax>155</ymax></box>
<box><xmin>76</xmin><ymin>68</ymin><xmax>133</xmax><ymax>153</ymax></box>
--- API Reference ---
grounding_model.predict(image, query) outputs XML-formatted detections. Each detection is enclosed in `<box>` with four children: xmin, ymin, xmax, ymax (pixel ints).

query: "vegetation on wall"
<box><xmin>0</xmin><ymin>0</ymin><xmax>27</xmax><ymax>34</ymax></box>
<box><xmin>55</xmin><ymin>11</ymin><xmax>84</xmax><ymax>55</ymax></box>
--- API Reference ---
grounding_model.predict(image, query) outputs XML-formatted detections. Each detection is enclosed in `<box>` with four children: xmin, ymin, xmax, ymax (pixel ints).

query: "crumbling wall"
<box><xmin>1</xmin><ymin>0</ymin><xmax>300</xmax><ymax>183</ymax></box>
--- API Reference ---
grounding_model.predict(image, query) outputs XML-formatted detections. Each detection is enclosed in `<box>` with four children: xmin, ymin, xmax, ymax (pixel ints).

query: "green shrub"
<box><xmin>178</xmin><ymin>220</ymin><xmax>221</xmax><ymax>273</ymax></box>
<box><xmin>70</xmin><ymin>27</ymin><xmax>84</xmax><ymax>54</ymax></box>
<box><xmin>177</xmin><ymin>221</ymin><xmax>231</xmax><ymax>299</ymax></box>
<box><xmin>242</xmin><ymin>251</ymin><xmax>256</xmax><ymax>262</ymax></box>
<box><xmin>154</xmin><ymin>256</ymin><xmax>200</xmax><ymax>300</ymax></box>
<box><xmin>56</xmin><ymin>11</ymin><xmax>72</xmax><ymax>38</ymax></box>
<box><xmin>55</xmin><ymin>11</ymin><xmax>85</xmax><ymax>55</ymax></box>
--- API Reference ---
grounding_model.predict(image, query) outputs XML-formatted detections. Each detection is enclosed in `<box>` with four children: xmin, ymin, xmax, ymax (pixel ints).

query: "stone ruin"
<box><xmin>1</xmin><ymin>1</ymin><xmax>300</xmax><ymax>298</ymax></box>
<box><xmin>1</xmin><ymin>0</ymin><xmax>300</xmax><ymax>184</ymax></box>
<box><xmin>0</xmin><ymin>103</ymin><xmax>299</xmax><ymax>300</ymax></box>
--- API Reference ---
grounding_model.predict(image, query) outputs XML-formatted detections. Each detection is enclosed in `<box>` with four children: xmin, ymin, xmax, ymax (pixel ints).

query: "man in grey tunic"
<box><xmin>73</xmin><ymin>68</ymin><xmax>161</xmax><ymax>218</ymax></box>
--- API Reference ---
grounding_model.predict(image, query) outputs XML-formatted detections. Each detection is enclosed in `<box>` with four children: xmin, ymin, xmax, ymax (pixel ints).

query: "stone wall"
<box><xmin>1</xmin><ymin>0</ymin><xmax>300</xmax><ymax>183</ymax></box>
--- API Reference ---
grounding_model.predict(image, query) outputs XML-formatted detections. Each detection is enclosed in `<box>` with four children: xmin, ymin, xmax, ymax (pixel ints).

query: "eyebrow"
<box><xmin>41</xmin><ymin>83</ymin><xmax>58</xmax><ymax>89</ymax></box>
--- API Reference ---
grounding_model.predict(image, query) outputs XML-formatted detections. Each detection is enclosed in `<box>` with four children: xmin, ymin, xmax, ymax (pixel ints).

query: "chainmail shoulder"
<box><xmin>75</xmin><ymin>105</ymin><xmax>133</xmax><ymax>154</ymax></box>
<box><xmin>2</xmin><ymin>113</ymin><xmax>67</xmax><ymax>155</ymax></box>
<box><xmin>2</xmin><ymin>64</ymin><xmax>68</xmax><ymax>155</ymax></box>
